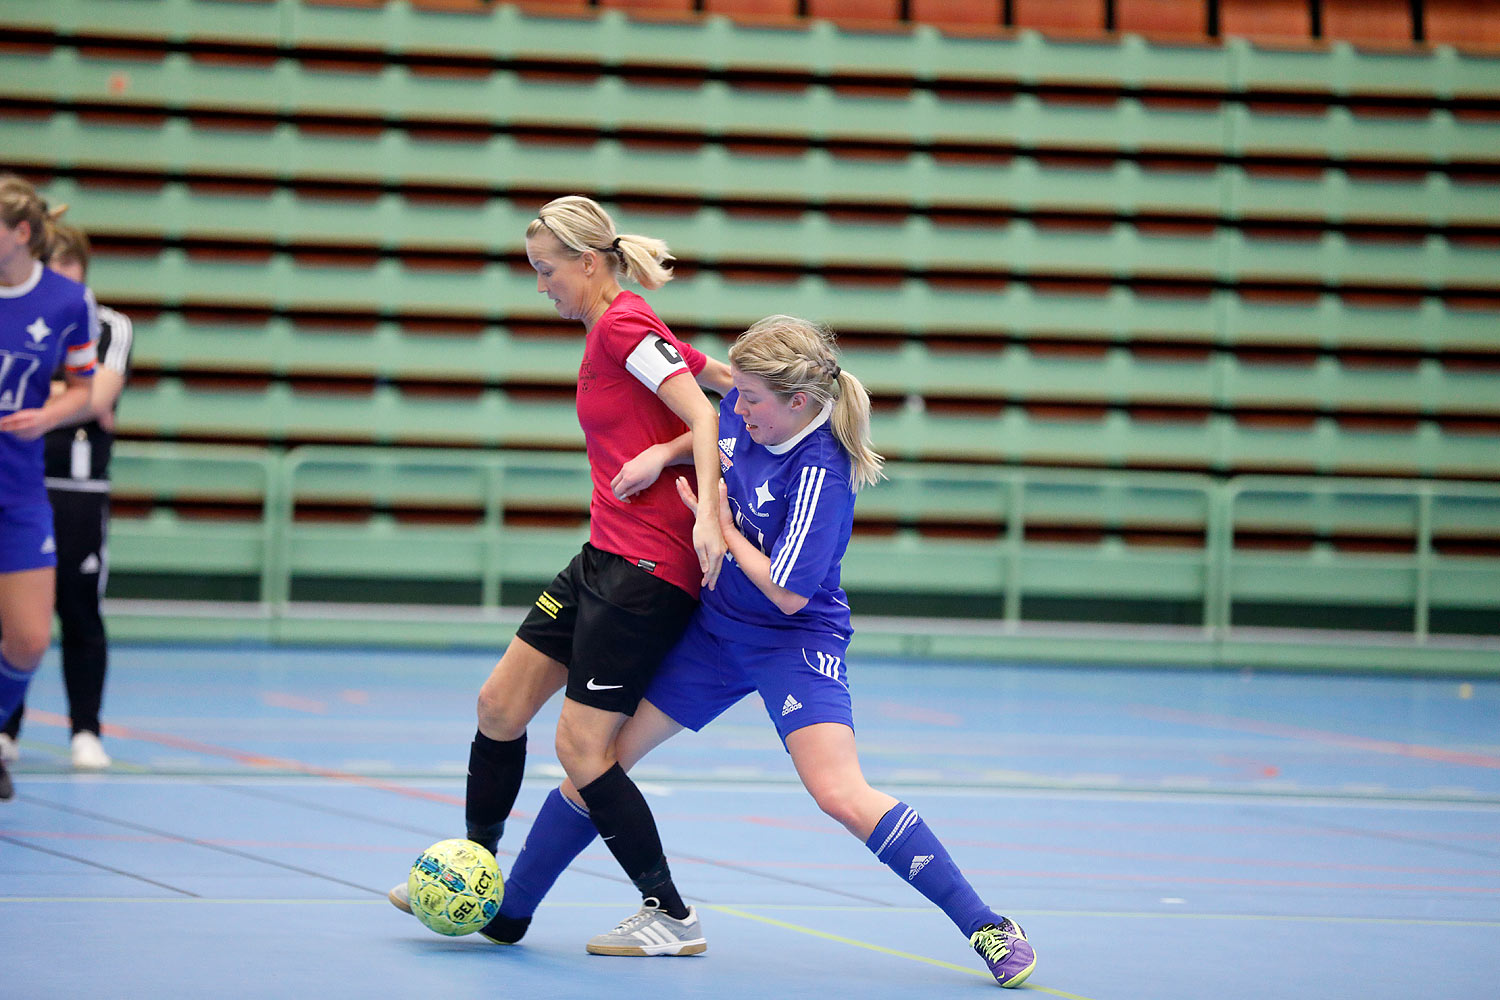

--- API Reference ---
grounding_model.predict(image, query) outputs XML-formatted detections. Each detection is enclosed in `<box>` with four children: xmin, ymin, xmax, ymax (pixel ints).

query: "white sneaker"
<box><xmin>585</xmin><ymin>899</ymin><xmax>706</xmax><ymax>956</ymax></box>
<box><xmin>0</xmin><ymin>734</ymin><xmax>17</xmax><ymax>764</ymax></box>
<box><xmin>71</xmin><ymin>731</ymin><xmax>111</xmax><ymax>770</ymax></box>
<box><xmin>388</xmin><ymin>881</ymin><xmax>412</xmax><ymax>914</ymax></box>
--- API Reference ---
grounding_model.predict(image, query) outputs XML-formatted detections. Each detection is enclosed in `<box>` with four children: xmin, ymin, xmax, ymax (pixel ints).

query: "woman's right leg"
<box><xmin>0</xmin><ymin>567</ymin><xmax>54</xmax><ymax>716</ymax></box>
<box><xmin>0</xmin><ymin>566</ymin><xmax>56</xmax><ymax>801</ymax></box>
<box><xmin>482</xmin><ymin>700</ymin><xmax>685</xmax><ymax>943</ymax></box>
<box><xmin>465</xmin><ymin>635</ymin><xmax>568</xmax><ymax>852</ymax></box>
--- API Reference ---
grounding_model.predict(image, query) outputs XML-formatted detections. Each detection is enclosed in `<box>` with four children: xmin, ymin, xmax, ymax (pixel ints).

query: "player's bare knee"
<box><xmin>810</xmin><ymin>784</ymin><xmax>862</xmax><ymax>829</ymax></box>
<box><xmin>554</xmin><ymin>723</ymin><xmax>609</xmax><ymax>785</ymax></box>
<box><xmin>0</xmin><ymin>633</ymin><xmax>47</xmax><ymax>673</ymax></box>
<box><xmin>475</xmin><ymin>682</ymin><xmax>525</xmax><ymax>741</ymax></box>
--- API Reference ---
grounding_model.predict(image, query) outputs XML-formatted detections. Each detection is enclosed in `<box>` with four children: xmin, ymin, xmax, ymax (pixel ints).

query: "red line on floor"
<box><xmin>24</xmin><ymin>708</ymin><xmax>465</xmax><ymax>807</ymax></box>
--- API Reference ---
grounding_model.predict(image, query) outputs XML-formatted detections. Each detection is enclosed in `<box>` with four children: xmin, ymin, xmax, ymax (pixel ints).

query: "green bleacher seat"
<box><xmin>1221</xmin><ymin>356</ymin><xmax>1500</xmax><ymax>416</ymax></box>
<box><xmin>1229</xmin><ymin>36</ymin><xmax>1500</xmax><ymax>101</ymax></box>
<box><xmin>126</xmin><ymin>314</ymin><xmax>585</xmax><ymax>384</ymax></box>
<box><xmin>116</xmin><ymin>378</ymin><xmax>584</xmax><ymax>448</ymax></box>
<box><xmin>1219</xmin><ymin>293</ymin><xmax>1499</xmax><ymax>353</ymax></box>
<box><xmin>1223</xmin><ymin>230</ymin><xmax>1498</xmax><ymax>288</ymax></box>
<box><xmin>3</xmin><ymin>0</ymin><xmax>284</xmax><ymax>45</ymax></box>
<box><xmin>1224</xmin><ymin>167</ymin><xmax>1500</xmax><ymax>227</ymax></box>
<box><xmin>107</xmin><ymin>443</ymin><xmax>278</xmax><ymax>584</ymax></box>
<box><xmin>1230</xmin><ymin>104</ymin><xmax>1500</xmax><ymax>165</ymax></box>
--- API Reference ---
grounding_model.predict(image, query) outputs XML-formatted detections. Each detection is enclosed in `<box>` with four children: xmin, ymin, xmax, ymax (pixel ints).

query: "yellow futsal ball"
<box><xmin>407</xmin><ymin>838</ymin><xmax>504</xmax><ymax>936</ymax></box>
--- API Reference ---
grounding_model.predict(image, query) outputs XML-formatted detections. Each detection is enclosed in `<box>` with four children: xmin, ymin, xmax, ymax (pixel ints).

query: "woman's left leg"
<box><xmin>786</xmin><ymin>722</ymin><xmax>1036</xmax><ymax>987</ymax></box>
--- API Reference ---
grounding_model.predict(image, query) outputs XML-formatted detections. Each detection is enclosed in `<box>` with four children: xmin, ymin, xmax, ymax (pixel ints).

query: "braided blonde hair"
<box><xmin>729</xmin><ymin>315</ymin><xmax>885</xmax><ymax>491</ymax></box>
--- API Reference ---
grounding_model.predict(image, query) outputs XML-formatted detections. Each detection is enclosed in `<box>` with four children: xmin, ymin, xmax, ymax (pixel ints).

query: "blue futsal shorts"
<box><xmin>644</xmin><ymin>615</ymin><xmax>853</xmax><ymax>747</ymax></box>
<box><xmin>0</xmin><ymin>502</ymin><xmax>56</xmax><ymax>573</ymax></box>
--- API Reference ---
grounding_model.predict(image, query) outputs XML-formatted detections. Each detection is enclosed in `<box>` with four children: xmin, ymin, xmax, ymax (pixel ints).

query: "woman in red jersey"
<box><xmin>390</xmin><ymin>196</ymin><xmax>726</xmax><ymax>954</ymax></box>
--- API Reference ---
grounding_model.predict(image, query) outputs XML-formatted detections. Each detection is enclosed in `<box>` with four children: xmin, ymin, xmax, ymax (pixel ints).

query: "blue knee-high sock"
<box><xmin>499</xmin><ymin>786</ymin><xmax>599</xmax><ymax>919</ymax></box>
<box><xmin>0</xmin><ymin>653</ymin><xmax>35</xmax><ymax>722</ymax></box>
<box><xmin>866</xmin><ymin>802</ymin><xmax>1000</xmax><ymax>937</ymax></box>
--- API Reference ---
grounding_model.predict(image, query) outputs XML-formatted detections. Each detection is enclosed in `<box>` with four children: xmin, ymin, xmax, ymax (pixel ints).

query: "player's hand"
<box><xmin>612</xmin><ymin>446</ymin><xmax>667</xmax><ymax>502</ymax></box>
<box><xmin>679</xmin><ymin>477</ymin><xmax>728</xmax><ymax>589</ymax></box>
<box><xmin>675</xmin><ymin>475</ymin><xmax>699</xmax><ymax>514</ymax></box>
<box><xmin>0</xmin><ymin>407</ymin><xmax>53</xmax><ymax>441</ymax></box>
<box><xmin>693</xmin><ymin>508</ymin><xmax>727</xmax><ymax>591</ymax></box>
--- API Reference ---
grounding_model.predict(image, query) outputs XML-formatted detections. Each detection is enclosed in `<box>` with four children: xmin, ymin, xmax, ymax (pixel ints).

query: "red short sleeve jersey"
<box><xmin>576</xmin><ymin>290</ymin><xmax>708</xmax><ymax>597</ymax></box>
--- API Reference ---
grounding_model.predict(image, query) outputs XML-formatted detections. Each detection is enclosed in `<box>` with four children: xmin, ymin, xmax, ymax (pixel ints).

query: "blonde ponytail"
<box><xmin>525</xmin><ymin>195</ymin><xmax>674</xmax><ymax>290</ymax></box>
<box><xmin>0</xmin><ymin>173</ymin><xmax>64</xmax><ymax>260</ymax></box>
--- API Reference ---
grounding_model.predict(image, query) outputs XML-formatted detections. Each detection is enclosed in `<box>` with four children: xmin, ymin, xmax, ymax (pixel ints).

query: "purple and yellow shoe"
<box><xmin>970</xmin><ymin>918</ymin><xmax>1036</xmax><ymax>988</ymax></box>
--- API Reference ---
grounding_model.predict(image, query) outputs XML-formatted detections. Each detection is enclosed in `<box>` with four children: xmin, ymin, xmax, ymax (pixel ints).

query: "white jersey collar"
<box><xmin>765</xmin><ymin>400</ymin><xmax>832</xmax><ymax>455</ymax></box>
<box><xmin>0</xmin><ymin>261</ymin><xmax>43</xmax><ymax>298</ymax></box>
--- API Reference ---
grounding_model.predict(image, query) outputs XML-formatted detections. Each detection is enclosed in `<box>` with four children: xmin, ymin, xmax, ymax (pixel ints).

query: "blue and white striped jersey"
<box><xmin>1</xmin><ymin>262</ymin><xmax>97</xmax><ymax>506</ymax></box>
<box><xmin>698</xmin><ymin>387</ymin><xmax>855</xmax><ymax>648</ymax></box>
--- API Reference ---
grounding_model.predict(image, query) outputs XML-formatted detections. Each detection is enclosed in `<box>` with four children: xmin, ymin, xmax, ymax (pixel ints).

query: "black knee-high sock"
<box><xmin>465</xmin><ymin>730</ymin><xmax>526</xmax><ymax>855</ymax></box>
<box><xmin>577</xmin><ymin>763</ymin><xmax>688</xmax><ymax>919</ymax></box>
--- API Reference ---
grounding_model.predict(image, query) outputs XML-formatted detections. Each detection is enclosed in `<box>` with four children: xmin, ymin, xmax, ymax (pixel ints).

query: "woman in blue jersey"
<box><xmin>1</xmin><ymin>223</ymin><xmax>133</xmax><ymax>773</ymax></box>
<box><xmin>487</xmin><ymin>315</ymin><xmax>1037</xmax><ymax>988</ymax></box>
<box><xmin>0</xmin><ymin>175</ymin><xmax>98</xmax><ymax>801</ymax></box>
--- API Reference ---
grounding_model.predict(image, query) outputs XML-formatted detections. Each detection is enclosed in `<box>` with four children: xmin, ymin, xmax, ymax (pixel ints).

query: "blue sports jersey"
<box><xmin>1</xmin><ymin>262</ymin><xmax>98</xmax><ymax>506</ymax></box>
<box><xmin>698</xmin><ymin>387</ymin><xmax>856</xmax><ymax>648</ymax></box>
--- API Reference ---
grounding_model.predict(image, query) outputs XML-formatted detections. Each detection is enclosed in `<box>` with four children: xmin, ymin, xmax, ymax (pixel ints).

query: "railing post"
<box><xmin>1415</xmin><ymin>486</ymin><xmax>1433</xmax><ymax>643</ymax></box>
<box><xmin>258</xmin><ymin>448</ymin><xmax>282</xmax><ymax>610</ymax></box>
<box><xmin>1202</xmin><ymin>480</ymin><xmax>1222</xmax><ymax>633</ymax></box>
<box><xmin>1004</xmin><ymin>475</ymin><xmax>1024</xmax><ymax>627</ymax></box>
<box><xmin>268</xmin><ymin>446</ymin><xmax>302</xmax><ymax>613</ymax></box>
<box><xmin>1211</xmin><ymin>481</ymin><xmax>1236</xmax><ymax>635</ymax></box>
<box><xmin>481</xmin><ymin>460</ymin><xmax>505</xmax><ymax>609</ymax></box>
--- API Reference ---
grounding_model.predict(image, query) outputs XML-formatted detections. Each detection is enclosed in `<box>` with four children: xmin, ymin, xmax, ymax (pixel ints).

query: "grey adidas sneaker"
<box><xmin>585</xmin><ymin>899</ymin><xmax>706</xmax><ymax>956</ymax></box>
<box><xmin>388</xmin><ymin>881</ymin><xmax>412</xmax><ymax>914</ymax></box>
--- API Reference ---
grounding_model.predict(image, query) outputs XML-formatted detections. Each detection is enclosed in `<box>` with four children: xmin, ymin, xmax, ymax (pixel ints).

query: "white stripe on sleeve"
<box><xmin>771</xmin><ymin>465</ymin><xmax>825</xmax><ymax>588</ymax></box>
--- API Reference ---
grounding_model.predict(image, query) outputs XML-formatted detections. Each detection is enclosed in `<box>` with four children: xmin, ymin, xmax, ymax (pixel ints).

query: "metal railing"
<box><xmin>108</xmin><ymin>443</ymin><xmax>1500</xmax><ymax>643</ymax></box>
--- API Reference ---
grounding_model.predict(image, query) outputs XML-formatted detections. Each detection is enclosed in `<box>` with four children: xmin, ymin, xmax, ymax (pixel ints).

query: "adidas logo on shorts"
<box><xmin>909</xmin><ymin>854</ymin><xmax>934</xmax><ymax>879</ymax></box>
<box><xmin>780</xmin><ymin>694</ymin><xmax>802</xmax><ymax>716</ymax></box>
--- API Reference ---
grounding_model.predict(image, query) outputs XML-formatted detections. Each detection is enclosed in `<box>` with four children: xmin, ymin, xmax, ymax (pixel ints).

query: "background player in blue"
<box><xmin>482</xmin><ymin>315</ymin><xmax>1037</xmax><ymax>987</ymax></box>
<box><xmin>0</xmin><ymin>175</ymin><xmax>98</xmax><ymax>801</ymax></box>
<box><xmin>1</xmin><ymin>222</ymin><xmax>133</xmax><ymax>773</ymax></box>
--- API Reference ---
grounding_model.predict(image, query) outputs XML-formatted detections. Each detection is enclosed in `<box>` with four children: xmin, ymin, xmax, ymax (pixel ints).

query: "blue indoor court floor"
<box><xmin>3</xmin><ymin>643</ymin><xmax>1498</xmax><ymax>1000</ymax></box>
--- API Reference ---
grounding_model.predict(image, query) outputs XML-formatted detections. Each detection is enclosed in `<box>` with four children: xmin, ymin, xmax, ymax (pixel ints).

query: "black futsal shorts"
<box><xmin>515</xmin><ymin>542</ymin><xmax>698</xmax><ymax>715</ymax></box>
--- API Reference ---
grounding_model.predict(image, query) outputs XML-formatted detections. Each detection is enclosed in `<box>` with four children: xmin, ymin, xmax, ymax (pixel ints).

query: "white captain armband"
<box><xmin>624</xmin><ymin>334</ymin><xmax>689</xmax><ymax>392</ymax></box>
<box><xmin>65</xmin><ymin>340</ymin><xmax>97</xmax><ymax>377</ymax></box>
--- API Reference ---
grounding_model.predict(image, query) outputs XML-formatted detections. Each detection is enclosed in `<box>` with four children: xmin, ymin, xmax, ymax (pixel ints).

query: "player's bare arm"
<box><xmin>657</xmin><ymin>372</ymin><xmax>727</xmax><ymax>589</ymax></box>
<box><xmin>0</xmin><ymin>369</ymin><xmax>92</xmax><ymax>441</ymax></box>
<box><xmin>676</xmin><ymin>478</ymin><xmax>809</xmax><ymax>615</ymax></box>
<box><xmin>613</xmin><ymin>355</ymin><xmax>730</xmax><ymax>501</ymax></box>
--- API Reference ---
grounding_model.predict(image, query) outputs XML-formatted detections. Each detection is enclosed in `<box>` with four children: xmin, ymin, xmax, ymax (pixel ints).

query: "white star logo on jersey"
<box><xmin>26</xmin><ymin>317</ymin><xmax>52</xmax><ymax>347</ymax></box>
<box><xmin>753</xmin><ymin>480</ymin><xmax>775</xmax><ymax>513</ymax></box>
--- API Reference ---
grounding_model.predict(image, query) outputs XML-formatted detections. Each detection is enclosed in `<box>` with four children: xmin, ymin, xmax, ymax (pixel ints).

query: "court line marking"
<box><xmin>0</xmin><ymin>835</ymin><xmax>196</xmax><ymax>897</ymax></box>
<box><xmin>1131</xmin><ymin>706</ymin><xmax>1500</xmax><ymax>771</ymax></box>
<box><xmin>704</xmin><ymin>904</ymin><xmax>1098</xmax><ymax>1000</ymax></box>
<box><xmin>5</xmin><ymin>897</ymin><xmax>1500</xmax><ymax>931</ymax></box>
<box><xmin>20</xmin><ymin>796</ymin><xmax>389</xmax><ymax>896</ymax></box>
